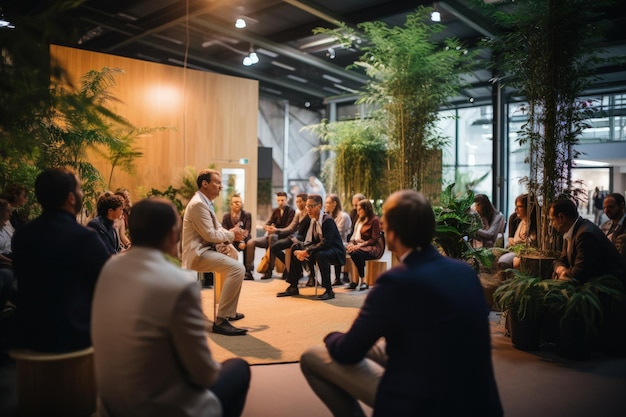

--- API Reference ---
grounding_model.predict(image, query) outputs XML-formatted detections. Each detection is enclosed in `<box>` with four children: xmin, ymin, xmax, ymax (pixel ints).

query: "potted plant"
<box><xmin>478</xmin><ymin>0</ymin><xmax>611</xmax><ymax>260</ymax></box>
<box><xmin>312</xmin><ymin>6</ymin><xmax>474</xmax><ymax>198</ymax></box>
<box><xmin>544</xmin><ymin>275</ymin><xmax>624</xmax><ymax>360</ymax></box>
<box><xmin>493</xmin><ymin>271</ymin><xmax>554</xmax><ymax>350</ymax></box>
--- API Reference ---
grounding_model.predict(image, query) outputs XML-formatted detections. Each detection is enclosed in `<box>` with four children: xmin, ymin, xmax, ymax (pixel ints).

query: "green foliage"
<box><xmin>493</xmin><ymin>270</ymin><xmax>556</xmax><ymax>321</ymax></box>
<box><xmin>147</xmin><ymin>186</ymin><xmax>184</xmax><ymax>217</ymax></box>
<box><xmin>477</xmin><ymin>0</ymin><xmax>614</xmax><ymax>254</ymax></box>
<box><xmin>305</xmin><ymin>117</ymin><xmax>388</xmax><ymax>205</ymax></box>
<box><xmin>314</xmin><ymin>6</ymin><xmax>474</xmax><ymax>192</ymax></box>
<box><xmin>432</xmin><ymin>184</ymin><xmax>482</xmax><ymax>260</ymax></box>
<box><xmin>545</xmin><ymin>275</ymin><xmax>625</xmax><ymax>335</ymax></box>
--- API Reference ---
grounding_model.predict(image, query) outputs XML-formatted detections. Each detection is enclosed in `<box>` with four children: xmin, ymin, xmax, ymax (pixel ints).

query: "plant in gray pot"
<box><xmin>493</xmin><ymin>271</ymin><xmax>553</xmax><ymax>351</ymax></box>
<box><xmin>545</xmin><ymin>275</ymin><xmax>624</xmax><ymax>360</ymax></box>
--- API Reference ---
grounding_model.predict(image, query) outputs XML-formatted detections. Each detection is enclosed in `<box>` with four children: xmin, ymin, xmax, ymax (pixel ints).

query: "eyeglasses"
<box><xmin>305</xmin><ymin>204</ymin><xmax>319</xmax><ymax>209</ymax></box>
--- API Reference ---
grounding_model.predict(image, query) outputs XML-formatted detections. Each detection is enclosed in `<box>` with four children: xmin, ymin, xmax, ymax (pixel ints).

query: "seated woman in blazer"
<box><xmin>346</xmin><ymin>199</ymin><xmax>384</xmax><ymax>290</ymax></box>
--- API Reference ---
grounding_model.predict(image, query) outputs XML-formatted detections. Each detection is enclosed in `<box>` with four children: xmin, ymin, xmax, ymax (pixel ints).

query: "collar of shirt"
<box><xmin>563</xmin><ymin>216</ymin><xmax>581</xmax><ymax>242</ymax></box>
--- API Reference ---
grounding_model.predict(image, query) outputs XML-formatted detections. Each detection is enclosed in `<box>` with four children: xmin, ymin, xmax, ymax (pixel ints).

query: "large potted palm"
<box><xmin>479</xmin><ymin>0</ymin><xmax>611</xmax><ymax>267</ymax></box>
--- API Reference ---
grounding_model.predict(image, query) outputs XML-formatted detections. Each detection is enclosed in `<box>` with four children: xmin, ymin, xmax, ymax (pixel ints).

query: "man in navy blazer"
<box><xmin>277</xmin><ymin>194</ymin><xmax>345</xmax><ymax>300</ymax></box>
<box><xmin>300</xmin><ymin>190</ymin><xmax>503</xmax><ymax>417</ymax></box>
<box><xmin>551</xmin><ymin>198</ymin><xmax>626</xmax><ymax>283</ymax></box>
<box><xmin>12</xmin><ymin>168</ymin><xmax>111</xmax><ymax>353</ymax></box>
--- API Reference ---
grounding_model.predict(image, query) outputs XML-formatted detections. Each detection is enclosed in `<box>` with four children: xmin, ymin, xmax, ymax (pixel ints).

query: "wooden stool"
<box><xmin>365</xmin><ymin>259</ymin><xmax>388</xmax><ymax>286</ymax></box>
<box><xmin>198</xmin><ymin>271</ymin><xmax>225</xmax><ymax>321</ymax></box>
<box><xmin>9</xmin><ymin>347</ymin><xmax>96</xmax><ymax>417</ymax></box>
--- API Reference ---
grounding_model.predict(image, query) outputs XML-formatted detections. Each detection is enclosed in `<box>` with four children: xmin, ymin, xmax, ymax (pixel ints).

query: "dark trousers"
<box><xmin>286</xmin><ymin>243</ymin><xmax>336</xmax><ymax>291</ymax></box>
<box><xmin>272</xmin><ymin>236</ymin><xmax>296</xmax><ymax>267</ymax></box>
<box><xmin>349</xmin><ymin>249</ymin><xmax>378</xmax><ymax>279</ymax></box>
<box><xmin>211</xmin><ymin>358</ymin><xmax>251</xmax><ymax>417</ymax></box>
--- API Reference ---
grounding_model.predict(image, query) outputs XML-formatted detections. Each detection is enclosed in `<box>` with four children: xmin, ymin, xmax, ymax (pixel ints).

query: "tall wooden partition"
<box><xmin>50</xmin><ymin>45</ymin><xmax>259</xmax><ymax>218</ymax></box>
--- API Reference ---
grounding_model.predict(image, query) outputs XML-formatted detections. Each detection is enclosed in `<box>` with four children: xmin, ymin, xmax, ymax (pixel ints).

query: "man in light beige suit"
<box><xmin>92</xmin><ymin>197</ymin><xmax>250</xmax><ymax>417</ymax></box>
<box><xmin>182</xmin><ymin>168</ymin><xmax>248</xmax><ymax>335</ymax></box>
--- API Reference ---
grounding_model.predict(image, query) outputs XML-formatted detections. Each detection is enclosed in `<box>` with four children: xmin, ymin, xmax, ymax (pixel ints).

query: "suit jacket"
<box><xmin>182</xmin><ymin>191</ymin><xmax>235</xmax><ymax>270</ymax></box>
<box><xmin>266</xmin><ymin>205</ymin><xmax>295</xmax><ymax>229</ymax></box>
<box><xmin>601</xmin><ymin>216</ymin><xmax>626</xmax><ymax>246</ymax></box>
<box><xmin>324</xmin><ymin>246</ymin><xmax>503</xmax><ymax>417</ymax></box>
<box><xmin>92</xmin><ymin>247</ymin><xmax>222</xmax><ymax>417</ymax></box>
<box><xmin>304</xmin><ymin>214</ymin><xmax>346</xmax><ymax>265</ymax></box>
<box><xmin>274</xmin><ymin>209</ymin><xmax>308</xmax><ymax>240</ymax></box>
<box><xmin>87</xmin><ymin>215</ymin><xmax>120</xmax><ymax>255</ymax></box>
<box><xmin>554</xmin><ymin>217</ymin><xmax>626</xmax><ymax>284</ymax></box>
<box><xmin>222</xmin><ymin>210</ymin><xmax>252</xmax><ymax>247</ymax></box>
<box><xmin>351</xmin><ymin>215</ymin><xmax>385</xmax><ymax>259</ymax></box>
<box><xmin>11</xmin><ymin>209</ymin><xmax>110</xmax><ymax>352</ymax></box>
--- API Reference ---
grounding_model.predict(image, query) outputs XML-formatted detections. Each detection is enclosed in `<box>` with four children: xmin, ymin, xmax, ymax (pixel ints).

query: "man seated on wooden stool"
<box><xmin>268</xmin><ymin>192</ymin><xmax>311</xmax><ymax>280</ymax></box>
<box><xmin>245</xmin><ymin>191</ymin><xmax>294</xmax><ymax>280</ymax></box>
<box><xmin>93</xmin><ymin>197</ymin><xmax>250</xmax><ymax>417</ymax></box>
<box><xmin>276</xmin><ymin>194</ymin><xmax>345</xmax><ymax>300</ymax></box>
<box><xmin>182</xmin><ymin>169</ymin><xmax>248</xmax><ymax>336</ymax></box>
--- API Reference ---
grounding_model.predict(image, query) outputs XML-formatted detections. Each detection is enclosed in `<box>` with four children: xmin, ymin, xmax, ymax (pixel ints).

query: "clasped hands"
<box><xmin>294</xmin><ymin>249</ymin><xmax>310</xmax><ymax>261</ymax></box>
<box><xmin>229</xmin><ymin>226</ymin><xmax>248</xmax><ymax>242</ymax></box>
<box><xmin>553</xmin><ymin>266</ymin><xmax>570</xmax><ymax>281</ymax></box>
<box><xmin>346</xmin><ymin>241</ymin><xmax>361</xmax><ymax>254</ymax></box>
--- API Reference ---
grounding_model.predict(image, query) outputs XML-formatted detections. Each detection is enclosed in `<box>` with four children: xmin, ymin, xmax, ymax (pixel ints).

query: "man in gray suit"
<box><xmin>182</xmin><ymin>168</ymin><xmax>248</xmax><ymax>336</ymax></box>
<box><xmin>92</xmin><ymin>197</ymin><xmax>250</xmax><ymax>417</ymax></box>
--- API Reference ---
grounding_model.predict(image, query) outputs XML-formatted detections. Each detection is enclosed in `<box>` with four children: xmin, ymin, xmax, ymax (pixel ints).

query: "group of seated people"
<box><xmin>11</xmin><ymin>167</ymin><xmax>624</xmax><ymax>416</ymax></box>
<box><xmin>490</xmin><ymin>192</ymin><xmax>626</xmax><ymax>285</ymax></box>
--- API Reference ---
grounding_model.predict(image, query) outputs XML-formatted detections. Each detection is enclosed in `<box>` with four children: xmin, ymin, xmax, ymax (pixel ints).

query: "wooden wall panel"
<box><xmin>50</xmin><ymin>45</ymin><xmax>258</xmax><ymax>218</ymax></box>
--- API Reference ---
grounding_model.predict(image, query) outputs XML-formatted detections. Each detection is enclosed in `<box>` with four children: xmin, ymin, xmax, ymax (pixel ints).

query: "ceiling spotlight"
<box><xmin>431</xmin><ymin>4</ymin><xmax>441</xmax><ymax>22</ymax></box>
<box><xmin>249</xmin><ymin>52</ymin><xmax>259</xmax><ymax>64</ymax></box>
<box><xmin>235</xmin><ymin>18</ymin><xmax>246</xmax><ymax>29</ymax></box>
<box><xmin>243</xmin><ymin>56</ymin><xmax>252</xmax><ymax>66</ymax></box>
<box><xmin>326</xmin><ymin>47</ymin><xmax>335</xmax><ymax>59</ymax></box>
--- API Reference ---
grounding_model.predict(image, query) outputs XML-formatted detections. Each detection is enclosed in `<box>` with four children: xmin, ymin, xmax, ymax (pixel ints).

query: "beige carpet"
<box><xmin>201</xmin><ymin>278</ymin><xmax>367</xmax><ymax>365</ymax></box>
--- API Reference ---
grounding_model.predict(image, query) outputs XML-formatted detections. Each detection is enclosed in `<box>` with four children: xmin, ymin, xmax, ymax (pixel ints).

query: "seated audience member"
<box><xmin>11</xmin><ymin>168</ymin><xmax>110</xmax><ymax>352</ymax></box>
<box><xmin>92</xmin><ymin>197</ymin><xmax>250</xmax><ymax>417</ymax></box>
<box><xmin>276</xmin><ymin>194</ymin><xmax>345</xmax><ymax>300</ymax></box>
<box><xmin>182</xmin><ymin>169</ymin><xmax>248</xmax><ymax>336</ymax></box>
<box><xmin>347</xmin><ymin>193</ymin><xmax>367</xmax><ymax>242</ymax></box>
<box><xmin>551</xmin><ymin>198</ymin><xmax>626</xmax><ymax>283</ymax></box>
<box><xmin>267</xmin><ymin>193</ymin><xmax>310</xmax><ymax>279</ymax></box>
<box><xmin>473</xmin><ymin>194</ymin><xmax>505</xmax><ymax>248</ymax></box>
<box><xmin>615</xmin><ymin>234</ymin><xmax>626</xmax><ymax>259</ymax></box>
<box><xmin>324</xmin><ymin>193</ymin><xmax>352</xmax><ymax>285</ymax></box>
<box><xmin>346</xmin><ymin>199</ymin><xmax>385</xmax><ymax>291</ymax></box>
<box><xmin>88</xmin><ymin>193</ymin><xmax>125</xmax><ymax>255</ymax></box>
<box><xmin>300</xmin><ymin>190</ymin><xmax>503</xmax><ymax>417</ymax></box>
<box><xmin>0</xmin><ymin>199</ymin><xmax>16</xmax><ymax>312</ymax></box>
<box><xmin>114</xmin><ymin>188</ymin><xmax>132</xmax><ymax>249</ymax></box>
<box><xmin>222</xmin><ymin>194</ymin><xmax>252</xmax><ymax>265</ymax></box>
<box><xmin>1</xmin><ymin>184</ymin><xmax>29</xmax><ymax>230</ymax></box>
<box><xmin>245</xmin><ymin>191</ymin><xmax>294</xmax><ymax>280</ymax></box>
<box><xmin>601</xmin><ymin>193</ymin><xmax>626</xmax><ymax>246</ymax></box>
<box><xmin>498</xmin><ymin>194</ymin><xmax>537</xmax><ymax>270</ymax></box>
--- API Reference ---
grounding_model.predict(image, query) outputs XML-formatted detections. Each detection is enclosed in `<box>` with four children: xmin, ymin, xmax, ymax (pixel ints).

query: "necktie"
<box><xmin>607</xmin><ymin>222</ymin><xmax>617</xmax><ymax>236</ymax></box>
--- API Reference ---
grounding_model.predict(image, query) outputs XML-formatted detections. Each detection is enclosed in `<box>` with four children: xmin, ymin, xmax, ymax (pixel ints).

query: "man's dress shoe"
<box><xmin>244</xmin><ymin>271</ymin><xmax>254</xmax><ymax>280</ymax></box>
<box><xmin>276</xmin><ymin>286</ymin><xmax>299</xmax><ymax>297</ymax></box>
<box><xmin>261</xmin><ymin>271</ymin><xmax>272</xmax><ymax>280</ymax></box>
<box><xmin>317</xmin><ymin>290</ymin><xmax>335</xmax><ymax>300</ymax></box>
<box><xmin>227</xmin><ymin>312</ymin><xmax>245</xmax><ymax>321</ymax></box>
<box><xmin>213</xmin><ymin>320</ymin><xmax>247</xmax><ymax>336</ymax></box>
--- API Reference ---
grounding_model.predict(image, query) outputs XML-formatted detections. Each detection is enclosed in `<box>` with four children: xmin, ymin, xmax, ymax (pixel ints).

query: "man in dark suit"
<box><xmin>11</xmin><ymin>168</ymin><xmax>111</xmax><ymax>353</ymax></box>
<box><xmin>300</xmin><ymin>190</ymin><xmax>503</xmax><ymax>417</ymax></box>
<box><xmin>276</xmin><ymin>194</ymin><xmax>346</xmax><ymax>300</ymax></box>
<box><xmin>551</xmin><ymin>198</ymin><xmax>626</xmax><ymax>283</ymax></box>
<box><xmin>601</xmin><ymin>193</ymin><xmax>626</xmax><ymax>247</ymax></box>
<box><xmin>245</xmin><ymin>191</ymin><xmax>295</xmax><ymax>280</ymax></box>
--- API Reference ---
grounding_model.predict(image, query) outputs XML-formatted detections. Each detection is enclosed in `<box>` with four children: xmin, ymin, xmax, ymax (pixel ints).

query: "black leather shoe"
<box><xmin>347</xmin><ymin>282</ymin><xmax>357</xmax><ymax>290</ymax></box>
<box><xmin>244</xmin><ymin>271</ymin><xmax>254</xmax><ymax>280</ymax></box>
<box><xmin>306</xmin><ymin>277</ymin><xmax>316</xmax><ymax>287</ymax></box>
<box><xmin>261</xmin><ymin>271</ymin><xmax>272</xmax><ymax>280</ymax></box>
<box><xmin>213</xmin><ymin>320</ymin><xmax>247</xmax><ymax>336</ymax></box>
<box><xmin>359</xmin><ymin>282</ymin><xmax>369</xmax><ymax>291</ymax></box>
<box><xmin>317</xmin><ymin>290</ymin><xmax>335</xmax><ymax>300</ymax></box>
<box><xmin>276</xmin><ymin>286</ymin><xmax>299</xmax><ymax>297</ymax></box>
